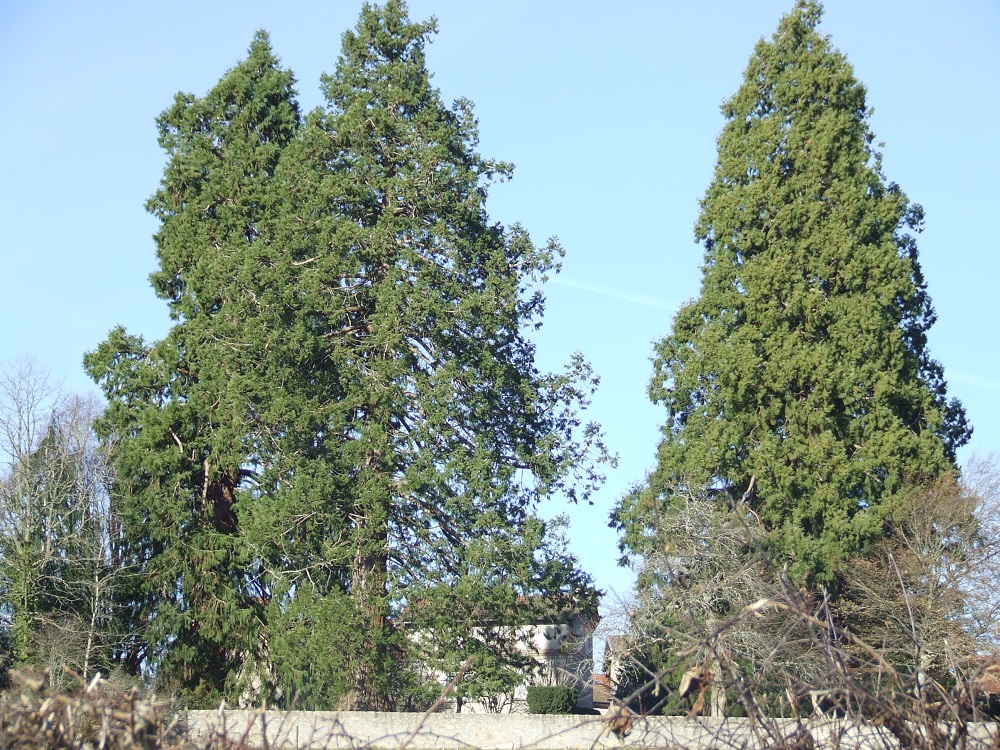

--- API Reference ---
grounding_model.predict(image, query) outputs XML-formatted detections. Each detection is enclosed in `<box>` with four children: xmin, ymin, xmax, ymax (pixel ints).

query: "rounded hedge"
<box><xmin>526</xmin><ymin>685</ymin><xmax>578</xmax><ymax>714</ymax></box>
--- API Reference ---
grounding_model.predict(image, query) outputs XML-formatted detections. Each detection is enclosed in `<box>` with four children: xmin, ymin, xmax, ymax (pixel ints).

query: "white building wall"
<box><xmin>458</xmin><ymin>615</ymin><xmax>596</xmax><ymax>713</ymax></box>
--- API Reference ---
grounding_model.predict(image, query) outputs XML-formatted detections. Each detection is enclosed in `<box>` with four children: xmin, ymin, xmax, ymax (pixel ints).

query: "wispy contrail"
<box><xmin>551</xmin><ymin>276</ymin><xmax>678</xmax><ymax>312</ymax></box>
<box><xmin>948</xmin><ymin>371</ymin><xmax>1000</xmax><ymax>393</ymax></box>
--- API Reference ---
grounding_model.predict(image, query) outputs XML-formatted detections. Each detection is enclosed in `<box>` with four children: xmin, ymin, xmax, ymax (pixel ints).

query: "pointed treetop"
<box><xmin>614</xmin><ymin>0</ymin><xmax>969</xmax><ymax>586</ymax></box>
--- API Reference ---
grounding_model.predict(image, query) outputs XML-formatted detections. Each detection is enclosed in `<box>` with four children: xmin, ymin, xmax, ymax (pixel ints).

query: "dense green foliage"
<box><xmin>85</xmin><ymin>31</ymin><xmax>301</xmax><ymax>699</ymax></box>
<box><xmin>613</xmin><ymin>0</ymin><xmax>969</xmax><ymax>585</ymax></box>
<box><xmin>0</xmin><ymin>628</ymin><xmax>10</xmax><ymax>690</ymax></box>
<box><xmin>85</xmin><ymin>1</ymin><xmax>604</xmax><ymax>709</ymax></box>
<box><xmin>526</xmin><ymin>685</ymin><xmax>578</xmax><ymax>714</ymax></box>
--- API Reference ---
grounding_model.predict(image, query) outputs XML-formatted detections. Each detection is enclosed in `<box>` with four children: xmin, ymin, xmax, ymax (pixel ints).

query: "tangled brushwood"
<box><xmin>609</xmin><ymin>593</ymin><xmax>1000</xmax><ymax>749</ymax></box>
<box><xmin>0</xmin><ymin>669</ymin><xmax>241</xmax><ymax>750</ymax></box>
<box><xmin>606</xmin><ymin>475</ymin><xmax>1000</xmax><ymax>750</ymax></box>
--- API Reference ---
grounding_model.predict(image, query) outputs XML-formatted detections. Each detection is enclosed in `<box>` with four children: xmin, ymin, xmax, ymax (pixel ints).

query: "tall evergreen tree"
<box><xmin>613</xmin><ymin>0</ymin><xmax>969</xmax><ymax>585</ymax></box>
<box><xmin>259</xmin><ymin>0</ymin><xmax>604</xmax><ymax>710</ymax></box>
<box><xmin>87</xmin><ymin>4</ymin><xmax>605</xmax><ymax>708</ymax></box>
<box><xmin>85</xmin><ymin>32</ymin><xmax>301</xmax><ymax>701</ymax></box>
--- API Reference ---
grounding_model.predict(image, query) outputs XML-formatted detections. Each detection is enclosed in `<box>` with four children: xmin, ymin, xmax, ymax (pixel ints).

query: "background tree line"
<box><xmin>0</xmin><ymin>357</ymin><xmax>131</xmax><ymax>693</ymax></box>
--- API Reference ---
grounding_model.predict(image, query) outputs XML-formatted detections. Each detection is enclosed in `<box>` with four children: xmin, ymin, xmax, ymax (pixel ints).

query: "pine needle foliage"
<box><xmin>613</xmin><ymin>0</ymin><xmax>969</xmax><ymax>586</ymax></box>
<box><xmin>86</xmin><ymin>3</ymin><xmax>605</xmax><ymax>708</ymax></box>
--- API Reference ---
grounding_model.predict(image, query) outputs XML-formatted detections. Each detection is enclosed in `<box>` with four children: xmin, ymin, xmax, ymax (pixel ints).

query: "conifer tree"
<box><xmin>87</xmin><ymin>4</ymin><xmax>604</xmax><ymax>708</ymax></box>
<box><xmin>85</xmin><ymin>32</ymin><xmax>301</xmax><ymax>701</ymax></box>
<box><xmin>614</xmin><ymin>0</ymin><xmax>969</xmax><ymax>585</ymax></box>
<box><xmin>261</xmin><ymin>0</ymin><xmax>604</xmax><ymax>710</ymax></box>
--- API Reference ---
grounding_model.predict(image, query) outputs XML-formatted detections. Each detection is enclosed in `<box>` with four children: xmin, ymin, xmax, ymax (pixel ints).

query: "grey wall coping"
<box><xmin>183</xmin><ymin>709</ymin><xmax>998</xmax><ymax>749</ymax></box>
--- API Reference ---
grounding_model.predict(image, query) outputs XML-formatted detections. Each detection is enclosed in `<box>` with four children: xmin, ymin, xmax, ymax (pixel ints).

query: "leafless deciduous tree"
<box><xmin>610</xmin><ymin>484</ymin><xmax>828</xmax><ymax>718</ymax></box>
<box><xmin>960</xmin><ymin>453</ymin><xmax>1000</xmax><ymax>645</ymax></box>
<box><xmin>607</xmin><ymin>472</ymin><xmax>1000</xmax><ymax>748</ymax></box>
<box><xmin>0</xmin><ymin>357</ymin><xmax>130</xmax><ymax>689</ymax></box>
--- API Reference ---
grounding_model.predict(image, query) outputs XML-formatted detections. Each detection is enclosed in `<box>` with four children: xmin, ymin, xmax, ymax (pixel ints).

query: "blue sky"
<box><xmin>2</xmin><ymin>1</ymin><xmax>998</xmax><ymax>618</ymax></box>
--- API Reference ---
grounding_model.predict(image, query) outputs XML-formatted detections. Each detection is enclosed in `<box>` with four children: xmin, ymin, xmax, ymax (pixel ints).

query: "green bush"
<box><xmin>0</xmin><ymin>629</ymin><xmax>12</xmax><ymax>690</ymax></box>
<box><xmin>527</xmin><ymin>685</ymin><xmax>578</xmax><ymax>714</ymax></box>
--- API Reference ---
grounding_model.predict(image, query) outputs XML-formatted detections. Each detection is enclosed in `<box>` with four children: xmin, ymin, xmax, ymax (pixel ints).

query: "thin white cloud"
<box><xmin>948</xmin><ymin>371</ymin><xmax>1000</xmax><ymax>393</ymax></box>
<box><xmin>551</xmin><ymin>276</ymin><xmax>678</xmax><ymax>312</ymax></box>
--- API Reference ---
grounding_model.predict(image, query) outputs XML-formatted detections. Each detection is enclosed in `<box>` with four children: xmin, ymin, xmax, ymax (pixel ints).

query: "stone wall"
<box><xmin>184</xmin><ymin>709</ymin><xmax>998</xmax><ymax>749</ymax></box>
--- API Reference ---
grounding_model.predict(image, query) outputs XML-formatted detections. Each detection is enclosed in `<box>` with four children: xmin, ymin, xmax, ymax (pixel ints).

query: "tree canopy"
<box><xmin>85</xmin><ymin>2</ymin><xmax>605</xmax><ymax>709</ymax></box>
<box><xmin>85</xmin><ymin>30</ymin><xmax>302</xmax><ymax>702</ymax></box>
<box><xmin>613</xmin><ymin>0</ymin><xmax>970</xmax><ymax>585</ymax></box>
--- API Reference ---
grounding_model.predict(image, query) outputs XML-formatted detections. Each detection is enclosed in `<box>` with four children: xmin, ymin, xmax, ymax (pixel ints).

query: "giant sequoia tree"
<box><xmin>85</xmin><ymin>31</ymin><xmax>301</xmax><ymax>701</ymax></box>
<box><xmin>614</xmin><ymin>1</ymin><xmax>969</xmax><ymax>585</ymax></box>
<box><xmin>256</xmin><ymin>1</ymin><xmax>604</xmax><ymax>711</ymax></box>
<box><xmin>87</xmin><ymin>2</ymin><xmax>603</xmax><ymax>708</ymax></box>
